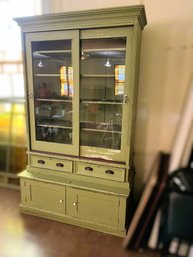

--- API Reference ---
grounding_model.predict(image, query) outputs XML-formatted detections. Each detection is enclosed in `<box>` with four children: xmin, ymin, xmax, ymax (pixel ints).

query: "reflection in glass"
<box><xmin>0</xmin><ymin>103</ymin><xmax>11</xmax><ymax>142</ymax></box>
<box><xmin>0</xmin><ymin>103</ymin><xmax>26</xmax><ymax>145</ymax></box>
<box><xmin>60</xmin><ymin>66</ymin><xmax>73</xmax><ymax>97</ymax></box>
<box><xmin>115</xmin><ymin>65</ymin><xmax>125</xmax><ymax>95</ymax></box>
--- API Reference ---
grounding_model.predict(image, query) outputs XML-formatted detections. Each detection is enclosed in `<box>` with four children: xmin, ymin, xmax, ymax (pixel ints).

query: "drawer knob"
<box><xmin>85</xmin><ymin>166</ymin><xmax>93</xmax><ymax>171</ymax></box>
<box><xmin>73</xmin><ymin>202</ymin><xmax>77</xmax><ymax>206</ymax></box>
<box><xmin>56</xmin><ymin>163</ymin><xmax>64</xmax><ymax>168</ymax></box>
<box><xmin>38</xmin><ymin>160</ymin><xmax>45</xmax><ymax>165</ymax></box>
<box><xmin>105</xmin><ymin>170</ymin><xmax>114</xmax><ymax>175</ymax></box>
<box><xmin>59</xmin><ymin>199</ymin><xmax>63</xmax><ymax>203</ymax></box>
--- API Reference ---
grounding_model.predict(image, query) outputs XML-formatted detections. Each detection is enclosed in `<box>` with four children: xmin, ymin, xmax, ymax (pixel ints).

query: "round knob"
<box><xmin>59</xmin><ymin>199</ymin><xmax>63</xmax><ymax>203</ymax></box>
<box><xmin>73</xmin><ymin>202</ymin><xmax>77</xmax><ymax>206</ymax></box>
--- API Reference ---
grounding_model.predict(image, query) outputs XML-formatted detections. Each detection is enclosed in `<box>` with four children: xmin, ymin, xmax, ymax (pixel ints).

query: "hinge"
<box><xmin>25</xmin><ymin>197</ymin><xmax>27</xmax><ymax>203</ymax></box>
<box><xmin>24</xmin><ymin>181</ymin><xmax>26</xmax><ymax>187</ymax></box>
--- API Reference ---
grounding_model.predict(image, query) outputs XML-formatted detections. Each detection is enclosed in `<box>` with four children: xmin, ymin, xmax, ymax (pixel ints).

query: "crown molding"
<box><xmin>14</xmin><ymin>5</ymin><xmax>147</xmax><ymax>33</ymax></box>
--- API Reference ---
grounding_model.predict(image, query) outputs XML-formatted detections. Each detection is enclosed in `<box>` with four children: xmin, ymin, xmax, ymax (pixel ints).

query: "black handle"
<box><xmin>85</xmin><ymin>166</ymin><xmax>93</xmax><ymax>171</ymax></box>
<box><xmin>38</xmin><ymin>160</ymin><xmax>45</xmax><ymax>165</ymax></box>
<box><xmin>56</xmin><ymin>163</ymin><xmax>64</xmax><ymax>168</ymax></box>
<box><xmin>105</xmin><ymin>170</ymin><xmax>114</xmax><ymax>175</ymax></box>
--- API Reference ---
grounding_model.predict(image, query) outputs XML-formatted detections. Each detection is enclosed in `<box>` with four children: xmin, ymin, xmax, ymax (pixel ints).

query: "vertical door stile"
<box><xmin>72</xmin><ymin>30</ymin><xmax>80</xmax><ymax>156</ymax></box>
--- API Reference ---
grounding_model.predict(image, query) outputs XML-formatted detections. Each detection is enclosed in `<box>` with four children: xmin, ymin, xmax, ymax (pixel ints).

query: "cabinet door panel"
<box><xmin>28</xmin><ymin>181</ymin><xmax>65</xmax><ymax>214</ymax></box>
<box><xmin>66</xmin><ymin>187</ymin><xmax>119</xmax><ymax>226</ymax></box>
<box><xmin>25</xmin><ymin>30</ymin><xmax>79</xmax><ymax>156</ymax></box>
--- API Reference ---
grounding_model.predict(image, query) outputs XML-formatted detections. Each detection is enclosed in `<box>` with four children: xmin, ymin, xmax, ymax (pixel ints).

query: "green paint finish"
<box><xmin>15</xmin><ymin>6</ymin><xmax>147</xmax><ymax>237</ymax></box>
<box><xmin>25</xmin><ymin>30</ymin><xmax>80</xmax><ymax>156</ymax></box>
<box><xmin>14</xmin><ymin>6</ymin><xmax>147</xmax><ymax>32</ymax></box>
<box><xmin>30</xmin><ymin>155</ymin><xmax>73</xmax><ymax>173</ymax></box>
<box><xmin>19</xmin><ymin>170</ymin><xmax>130</xmax><ymax>196</ymax></box>
<box><xmin>27</xmin><ymin>180</ymin><xmax>65</xmax><ymax>214</ymax></box>
<box><xmin>66</xmin><ymin>187</ymin><xmax>120</xmax><ymax>227</ymax></box>
<box><xmin>75</xmin><ymin>161</ymin><xmax>125</xmax><ymax>182</ymax></box>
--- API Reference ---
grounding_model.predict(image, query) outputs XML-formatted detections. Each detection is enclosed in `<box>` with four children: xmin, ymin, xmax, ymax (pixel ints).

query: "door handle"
<box><xmin>38</xmin><ymin>160</ymin><xmax>45</xmax><ymax>165</ymax></box>
<box><xmin>124</xmin><ymin>94</ymin><xmax>128</xmax><ymax>104</ymax></box>
<box><xmin>85</xmin><ymin>166</ymin><xmax>93</xmax><ymax>171</ymax></box>
<box><xmin>105</xmin><ymin>170</ymin><xmax>114</xmax><ymax>175</ymax></box>
<box><xmin>56</xmin><ymin>163</ymin><xmax>64</xmax><ymax>168</ymax></box>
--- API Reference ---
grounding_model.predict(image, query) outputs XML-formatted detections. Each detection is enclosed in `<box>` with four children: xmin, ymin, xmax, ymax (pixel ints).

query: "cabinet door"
<box><xmin>66</xmin><ymin>187</ymin><xmax>120</xmax><ymax>227</ymax></box>
<box><xmin>79</xmin><ymin>27</ymin><xmax>133</xmax><ymax>162</ymax></box>
<box><xmin>25</xmin><ymin>30</ymin><xmax>79</xmax><ymax>156</ymax></box>
<box><xmin>27</xmin><ymin>180</ymin><xmax>65</xmax><ymax>215</ymax></box>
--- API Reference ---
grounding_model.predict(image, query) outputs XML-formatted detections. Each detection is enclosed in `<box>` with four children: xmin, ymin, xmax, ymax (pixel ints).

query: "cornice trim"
<box><xmin>14</xmin><ymin>5</ymin><xmax>147</xmax><ymax>33</ymax></box>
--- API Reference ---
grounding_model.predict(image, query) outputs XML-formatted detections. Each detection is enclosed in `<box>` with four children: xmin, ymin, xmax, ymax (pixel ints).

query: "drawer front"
<box><xmin>75</xmin><ymin>162</ymin><xmax>125</xmax><ymax>182</ymax></box>
<box><xmin>30</xmin><ymin>155</ymin><xmax>73</xmax><ymax>173</ymax></box>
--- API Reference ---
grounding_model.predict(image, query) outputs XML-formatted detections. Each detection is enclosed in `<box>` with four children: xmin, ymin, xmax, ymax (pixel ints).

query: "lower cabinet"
<box><xmin>20</xmin><ymin>176</ymin><xmax>127</xmax><ymax>237</ymax></box>
<box><xmin>66</xmin><ymin>187</ymin><xmax>120</xmax><ymax>227</ymax></box>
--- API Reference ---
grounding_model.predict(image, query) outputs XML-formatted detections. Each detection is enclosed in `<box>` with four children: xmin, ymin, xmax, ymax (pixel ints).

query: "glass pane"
<box><xmin>80</xmin><ymin>37</ymin><xmax>126</xmax><ymax>150</ymax></box>
<box><xmin>81</xmin><ymin>103</ymin><xmax>122</xmax><ymax>149</ymax></box>
<box><xmin>81</xmin><ymin>131</ymin><xmax>121</xmax><ymax>150</ymax></box>
<box><xmin>0</xmin><ymin>146</ymin><xmax>7</xmax><ymax>171</ymax></box>
<box><xmin>11</xmin><ymin>103</ymin><xmax>26</xmax><ymax>145</ymax></box>
<box><xmin>0</xmin><ymin>75</ymin><xmax>12</xmax><ymax>98</ymax></box>
<box><xmin>9</xmin><ymin>146</ymin><xmax>27</xmax><ymax>173</ymax></box>
<box><xmin>0</xmin><ymin>103</ymin><xmax>11</xmax><ymax>142</ymax></box>
<box><xmin>12</xmin><ymin>74</ymin><xmax>25</xmax><ymax>97</ymax></box>
<box><xmin>32</xmin><ymin>40</ymin><xmax>73</xmax><ymax>144</ymax></box>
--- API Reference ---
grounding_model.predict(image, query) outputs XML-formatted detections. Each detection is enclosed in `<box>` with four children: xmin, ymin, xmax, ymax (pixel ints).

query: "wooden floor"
<box><xmin>0</xmin><ymin>187</ymin><xmax>161</xmax><ymax>257</ymax></box>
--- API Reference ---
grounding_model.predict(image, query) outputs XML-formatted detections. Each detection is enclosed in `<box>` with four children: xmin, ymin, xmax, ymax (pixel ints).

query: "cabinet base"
<box><xmin>20</xmin><ymin>204</ymin><xmax>126</xmax><ymax>238</ymax></box>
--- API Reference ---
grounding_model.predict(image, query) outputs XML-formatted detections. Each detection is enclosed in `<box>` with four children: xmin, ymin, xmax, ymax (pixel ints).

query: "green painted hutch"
<box><xmin>15</xmin><ymin>6</ymin><xmax>147</xmax><ymax>237</ymax></box>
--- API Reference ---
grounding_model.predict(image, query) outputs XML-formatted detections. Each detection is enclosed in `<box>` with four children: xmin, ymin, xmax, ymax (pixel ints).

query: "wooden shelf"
<box><xmin>37</xmin><ymin>124</ymin><xmax>72</xmax><ymax>129</ymax></box>
<box><xmin>81</xmin><ymin>100</ymin><xmax>123</xmax><ymax>105</ymax></box>
<box><xmin>81</xmin><ymin>74</ymin><xmax>115</xmax><ymax>78</ymax></box>
<box><xmin>81</xmin><ymin>127</ymin><xmax>122</xmax><ymax>134</ymax></box>
<box><xmin>34</xmin><ymin>50</ymin><xmax>71</xmax><ymax>54</ymax></box>
<box><xmin>35</xmin><ymin>98</ymin><xmax>72</xmax><ymax>103</ymax></box>
<box><xmin>34</xmin><ymin>74</ymin><xmax>60</xmax><ymax>77</ymax></box>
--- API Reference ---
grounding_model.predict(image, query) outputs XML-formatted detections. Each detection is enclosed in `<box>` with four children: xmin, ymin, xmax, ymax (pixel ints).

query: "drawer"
<box><xmin>75</xmin><ymin>162</ymin><xmax>125</xmax><ymax>182</ymax></box>
<box><xmin>30</xmin><ymin>155</ymin><xmax>73</xmax><ymax>173</ymax></box>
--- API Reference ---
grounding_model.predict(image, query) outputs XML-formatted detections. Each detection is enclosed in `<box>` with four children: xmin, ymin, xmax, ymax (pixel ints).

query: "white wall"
<box><xmin>41</xmin><ymin>0</ymin><xmax>193</xmax><ymax>196</ymax></box>
<box><xmin>134</xmin><ymin>0</ymin><xmax>193</xmax><ymax>194</ymax></box>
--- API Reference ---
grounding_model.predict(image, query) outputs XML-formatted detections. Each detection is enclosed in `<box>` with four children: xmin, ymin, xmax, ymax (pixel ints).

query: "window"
<box><xmin>0</xmin><ymin>0</ymin><xmax>41</xmax><ymax>188</ymax></box>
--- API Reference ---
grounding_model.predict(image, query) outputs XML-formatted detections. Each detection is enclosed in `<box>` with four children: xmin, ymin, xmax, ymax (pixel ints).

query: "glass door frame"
<box><xmin>80</xmin><ymin>27</ymin><xmax>133</xmax><ymax>162</ymax></box>
<box><xmin>25</xmin><ymin>30</ymin><xmax>80</xmax><ymax>156</ymax></box>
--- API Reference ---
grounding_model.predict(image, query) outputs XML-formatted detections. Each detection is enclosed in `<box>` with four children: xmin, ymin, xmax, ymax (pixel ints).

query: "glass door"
<box><xmin>25</xmin><ymin>31</ymin><xmax>79</xmax><ymax>155</ymax></box>
<box><xmin>80</xmin><ymin>28</ymin><xmax>133</xmax><ymax>162</ymax></box>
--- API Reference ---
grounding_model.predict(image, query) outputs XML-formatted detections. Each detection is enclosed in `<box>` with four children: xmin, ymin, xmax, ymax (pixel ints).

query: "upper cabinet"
<box><xmin>15</xmin><ymin>6</ymin><xmax>147</xmax><ymax>164</ymax></box>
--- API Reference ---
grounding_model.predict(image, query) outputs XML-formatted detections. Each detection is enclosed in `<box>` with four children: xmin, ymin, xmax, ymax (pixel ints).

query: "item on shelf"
<box><xmin>37</xmin><ymin>82</ymin><xmax>52</xmax><ymax>99</ymax></box>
